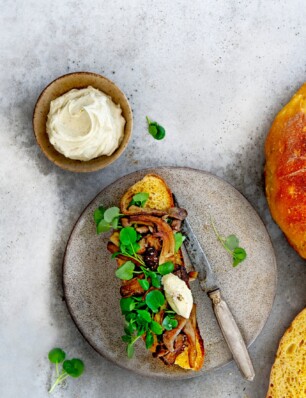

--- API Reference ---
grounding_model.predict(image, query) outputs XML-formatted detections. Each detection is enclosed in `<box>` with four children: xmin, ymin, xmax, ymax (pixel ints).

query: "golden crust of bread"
<box><xmin>120</xmin><ymin>174</ymin><xmax>174</xmax><ymax>213</ymax></box>
<box><xmin>265</xmin><ymin>84</ymin><xmax>306</xmax><ymax>259</ymax></box>
<box><xmin>266</xmin><ymin>308</ymin><xmax>306</xmax><ymax>398</ymax></box>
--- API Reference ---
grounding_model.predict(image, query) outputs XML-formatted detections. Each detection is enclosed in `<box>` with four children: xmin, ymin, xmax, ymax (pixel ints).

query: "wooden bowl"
<box><xmin>33</xmin><ymin>72</ymin><xmax>133</xmax><ymax>172</ymax></box>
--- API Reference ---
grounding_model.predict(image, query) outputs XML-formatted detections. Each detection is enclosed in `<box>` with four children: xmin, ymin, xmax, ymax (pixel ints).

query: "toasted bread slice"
<box><xmin>118</xmin><ymin>174</ymin><xmax>204</xmax><ymax>371</ymax></box>
<box><xmin>266</xmin><ymin>308</ymin><xmax>306</xmax><ymax>398</ymax></box>
<box><xmin>120</xmin><ymin>174</ymin><xmax>174</xmax><ymax>214</ymax></box>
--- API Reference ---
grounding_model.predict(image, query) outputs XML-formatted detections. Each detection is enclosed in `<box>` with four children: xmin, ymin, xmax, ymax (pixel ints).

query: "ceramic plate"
<box><xmin>63</xmin><ymin>167</ymin><xmax>277</xmax><ymax>379</ymax></box>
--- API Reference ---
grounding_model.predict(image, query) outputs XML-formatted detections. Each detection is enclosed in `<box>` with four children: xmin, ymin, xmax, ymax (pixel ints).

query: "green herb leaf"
<box><xmin>97</xmin><ymin>219</ymin><xmax>111</xmax><ymax>234</ymax></box>
<box><xmin>48</xmin><ymin>348</ymin><xmax>66</xmax><ymax>364</ymax></box>
<box><xmin>63</xmin><ymin>358</ymin><xmax>84</xmax><ymax>378</ymax></box>
<box><xmin>224</xmin><ymin>235</ymin><xmax>239</xmax><ymax>251</ymax></box>
<box><xmin>157</xmin><ymin>261</ymin><xmax>174</xmax><ymax>275</ymax></box>
<box><xmin>162</xmin><ymin>316</ymin><xmax>178</xmax><ymax>331</ymax></box>
<box><xmin>93</xmin><ymin>206</ymin><xmax>106</xmax><ymax>225</ymax></box>
<box><xmin>137</xmin><ymin>310</ymin><xmax>151</xmax><ymax>323</ymax></box>
<box><xmin>145</xmin><ymin>331</ymin><xmax>154</xmax><ymax>349</ymax></box>
<box><xmin>127</xmin><ymin>343</ymin><xmax>135</xmax><ymax>358</ymax></box>
<box><xmin>145</xmin><ymin>290</ymin><xmax>165</xmax><ymax>313</ymax></box>
<box><xmin>146</xmin><ymin>116</ymin><xmax>166</xmax><ymax>140</ymax></box>
<box><xmin>150</xmin><ymin>272</ymin><xmax>162</xmax><ymax>288</ymax></box>
<box><xmin>174</xmin><ymin>232</ymin><xmax>186</xmax><ymax>253</ymax></box>
<box><xmin>233</xmin><ymin>247</ymin><xmax>247</xmax><ymax>267</ymax></box>
<box><xmin>150</xmin><ymin>320</ymin><xmax>163</xmax><ymax>335</ymax></box>
<box><xmin>120</xmin><ymin>297</ymin><xmax>136</xmax><ymax>314</ymax></box>
<box><xmin>120</xmin><ymin>227</ymin><xmax>137</xmax><ymax>245</ymax></box>
<box><xmin>104</xmin><ymin>207</ymin><xmax>120</xmax><ymax>223</ymax></box>
<box><xmin>138</xmin><ymin>279</ymin><xmax>150</xmax><ymax>290</ymax></box>
<box><xmin>115</xmin><ymin>261</ymin><xmax>135</xmax><ymax>280</ymax></box>
<box><xmin>122</xmin><ymin>335</ymin><xmax>132</xmax><ymax>343</ymax></box>
<box><xmin>129</xmin><ymin>192</ymin><xmax>149</xmax><ymax>208</ymax></box>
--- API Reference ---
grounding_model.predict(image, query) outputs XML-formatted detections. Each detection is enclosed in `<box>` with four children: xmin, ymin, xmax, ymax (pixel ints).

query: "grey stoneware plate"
<box><xmin>63</xmin><ymin>167</ymin><xmax>277</xmax><ymax>379</ymax></box>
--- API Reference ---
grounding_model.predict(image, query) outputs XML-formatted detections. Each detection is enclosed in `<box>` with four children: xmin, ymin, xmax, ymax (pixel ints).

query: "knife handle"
<box><xmin>208</xmin><ymin>289</ymin><xmax>255</xmax><ymax>381</ymax></box>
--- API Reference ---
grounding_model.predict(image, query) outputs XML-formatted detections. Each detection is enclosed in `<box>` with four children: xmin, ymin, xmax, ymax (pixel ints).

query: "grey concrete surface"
<box><xmin>1</xmin><ymin>1</ymin><xmax>305</xmax><ymax>397</ymax></box>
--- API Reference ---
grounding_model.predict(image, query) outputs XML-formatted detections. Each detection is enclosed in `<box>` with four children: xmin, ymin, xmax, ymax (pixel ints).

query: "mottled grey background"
<box><xmin>0</xmin><ymin>1</ymin><xmax>305</xmax><ymax>397</ymax></box>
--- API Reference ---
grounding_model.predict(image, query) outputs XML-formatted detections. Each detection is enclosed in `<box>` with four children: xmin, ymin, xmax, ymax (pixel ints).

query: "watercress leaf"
<box><xmin>145</xmin><ymin>290</ymin><xmax>165</xmax><ymax>313</ymax></box>
<box><xmin>115</xmin><ymin>261</ymin><xmax>135</xmax><ymax>280</ymax></box>
<box><xmin>97</xmin><ymin>219</ymin><xmax>111</xmax><ymax>234</ymax></box>
<box><xmin>125</xmin><ymin>321</ymin><xmax>137</xmax><ymax>335</ymax></box>
<box><xmin>112</xmin><ymin>218</ymin><xmax>119</xmax><ymax>229</ymax></box>
<box><xmin>125</xmin><ymin>312</ymin><xmax>137</xmax><ymax>322</ymax></box>
<box><xmin>225</xmin><ymin>234</ymin><xmax>239</xmax><ymax>251</ymax></box>
<box><xmin>162</xmin><ymin>316</ymin><xmax>178</xmax><ymax>331</ymax></box>
<box><xmin>104</xmin><ymin>207</ymin><xmax>120</xmax><ymax>223</ymax></box>
<box><xmin>48</xmin><ymin>348</ymin><xmax>66</xmax><ymax>364</ymax></box>
<box><xmin>127</xmin><ymin>343</ymin><xmax>135</xmax><ymax>359</ymax></box>
<box><xmin>157</xmin><ymin>261</ymin><xmax>174</xmax><ymax>275</ymax></box>
<box><xmin>148</xmin><ymin>123</ymin><xmax>158</xmax><ymax>138</ymax></box>
<box><xmin>120</xmin><ymin>227</ymin><xmax>137</xmax><ymax>245</ymax></box>
<box><xmin>233</xmin><ymin>247</ymin><xmax>247</xmax><ymax>267</ymax></box>
<box><xmin>120</xmin><ymin>297</ymin><xmax>136</xmax><ymax>314</ymax></box>
<box><xmin>132</xmin><ymin>242</ymin><xmax>140</xmax><ymax>253</ymax></box>
<box><xmin>137</xmin><ymin>310</ymin><xmax>151</xmax><ymax>323</ymax></box>
<box><xmin>155</xmin><ymin>124</ymin><xmax>166</xmax><ymax>140</ymax></box>
<box><xmin>174</xmin><ymin>232</ymin><xmax>186</xmax><ymax>253</ymax></box>
<box><xmin>111</xmin><ymin>252</ymin><xmax>120</xmax><ymax>259</ymax></box>
<box><xmin>132</xmin><ymin>192</ymin><xmax>149</xmax><ymax>208</ymax></box>
<box><xmin>150</xmin><ymin>273</ymin><xmax>161</xmax><ymax>288</ymax></box>
<box><xmin>150</xmin><ymin>320</ymin><xmax>163</xmax><ymax>335</ymax></box>
<box><xmin>93</xmin><ymin>206</ymin><xmax>106</xmax><ymax>225</ymax></box>
<box><xmin>63</xmin><ymin>358</ymin><xmax>84</xmax><ymax>378</ymax></box>
<box><xmin>145</xmin><ymin>331</ymin><xmax>154</xmax><ymax>349</ymax></box>
<box><xmin>138</xmin><ymin>279</ymin><xmax>150</xmax><ymax>290</ymax></box>
<box><xmin>122</xmin><ymin>335</ymin><xmax>132</xmax><ymax>343</ymax></box>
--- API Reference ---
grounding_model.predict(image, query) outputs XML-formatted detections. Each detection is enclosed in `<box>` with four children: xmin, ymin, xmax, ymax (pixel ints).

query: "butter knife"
<box><xmin>174</xmin><ymin>195</ymin><xmax>255</xmax><ymax>381</ymax></box>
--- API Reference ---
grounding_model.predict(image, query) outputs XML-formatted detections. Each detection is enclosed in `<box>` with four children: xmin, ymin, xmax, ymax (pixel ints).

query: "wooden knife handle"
<box><xmin>208</xmin><ymin>289</ymin><xmax>255</xmax><ymax>381</ymax></box>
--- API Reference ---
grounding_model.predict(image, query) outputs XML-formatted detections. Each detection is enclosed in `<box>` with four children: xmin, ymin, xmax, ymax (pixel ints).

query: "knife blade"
<box><xmin>173</xmin><ymin>194</ymin><xmax>255</xmax><ymax>381</ymax></box>
<box><xmin>180</xmin><ymin>214</ymin><xmax>219</xmax><ymax>293</ymax></box>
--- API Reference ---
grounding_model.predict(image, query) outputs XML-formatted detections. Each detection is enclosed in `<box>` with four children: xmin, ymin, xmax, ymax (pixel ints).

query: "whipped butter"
<box><xmin>46</xmin><ymin>86</ymin><xmax>125</xmax><ymax>161</ymax></box>
<box><xmin>162</xmin><ymin>273</ymin><xmax>193</xmax><ymax>319</ymax></box>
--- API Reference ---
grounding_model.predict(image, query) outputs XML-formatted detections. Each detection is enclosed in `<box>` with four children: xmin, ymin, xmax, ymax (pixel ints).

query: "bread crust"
<box><xmin>265</xmin><ymin>84</ymin><xmax>306</xmax><ymax>259</ymax></box>
<box><xmin>266</xmin><ymin>308</ymin><xmax>306</xmax><ymax>397</ymax></box>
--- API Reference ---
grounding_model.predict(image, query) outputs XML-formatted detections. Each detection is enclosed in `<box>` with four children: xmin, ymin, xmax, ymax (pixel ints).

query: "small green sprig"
<box><xmin>112</xmin><ymin>226</ymin><xmax>145</xmax><ymax>265</ymax></box>
<box><xmin>146</xmin><ymin>116</ymin><xmax>166</xmax><ymax>140</ymax></box>
<box><xmin>174</xmin><ymin>232</ymin><xmax>185</xmax><ymax>253</ymax></box>
<box><xmin>120</xmin><ymin>289</ymin><xmax>166</xmax><ymax>357</ymax></box>
<box><xmin>129</xmin><ymin>192</ymin><xmax>149</xmax><ymax>208</ymax></box>
<box><xmin>48</xmin><ymin>348</ymin><xmax>84</xmax><ymax>393</ymax></box>
<box><xmin>94</xmin><ymin>206</ymin><xmax>122</xmax><ymax>233</ymax></box>
<box><xmin>211</xmin><ymin>219</ymin><xmax>247</xmax><ymax>267</ymax></box>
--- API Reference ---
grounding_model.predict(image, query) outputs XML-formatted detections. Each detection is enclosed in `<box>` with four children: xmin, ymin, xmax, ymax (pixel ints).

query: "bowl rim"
<box><xmin>32</xmin><ymin>71</ymin><xmax>133</xmax><ymax>173</ymax></box>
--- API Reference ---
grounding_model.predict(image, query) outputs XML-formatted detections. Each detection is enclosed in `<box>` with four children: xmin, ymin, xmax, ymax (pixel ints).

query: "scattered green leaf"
<box><xmin>48</xmin><ymin>348</ymin><xmax>84</xmax><ymax>394</ymax></box>
<box><xmin>174</xmin><ymin>232</ymin><xmax>186</xmax><ymax>253</ymax></box>
<box><xmin>104</xmin><ymin>207</ymin><xmax>120</xmax><ymax>223</ymax></box>
<box><xmin>138</xmin><ymin>279</ymin><xmax>150</xmax><ymax>290</ymax></box>
<box><xmin>233</xmin><ymin>247</ymin><xmax>247</xmax><ymax>267</ymax></box>
<box><xmin>157</xmin><ymin>261</ymin><xmax>174</xmax><ymax>275</ymax></box>
<box><xmin>145</xmin><ymin>290</ymin><xmax>165</xmax><ymax>313</ymax></box>
<box><xmin>129</xmin><ymin>192</ymin><xmax>149</xmax><ymax>208</ymax></box>
<box><xmin>62</xmin><ymin>359</ymin><xmax>84</xmax><ymax>378</ymax></box>
<box><xmin>120</xmin><ymin>297</ymin><xmax>136</xmax><ymax>314</ymax></box>
<box><xmin>48</xmin><ymin>348</ymin><xmax>66</xmax><ymax>364</ymax></box>
<box><xmin>162</xmin><ymin>315</ymin><xmax>178</xmax><ymax>331</ymax></box>
<box><xmin>146</xmin><ymin>116</ymin><xmax>166</xmax><ymax>140</ymax></box>
<box><xmin>115</xmin><ymin>261</ymin><xmax>135</xmax><ymax>280</ymax></box>
<box><xmin>137</xmin><ymin>310</ymin><xmax>151</xmax><ymax>323</ymax></box>
<box><xmin>150</xmin><ymin>320</ymin><xmax>163</xmax><ymax>335</ymax></box>
<box><xmin>211</xmin><ymin>218</ymin><xmax>247</xmax><ymax>267</ymax></box>
<box><xmin>145</xmin><ymin>331</ymin><xmax>154</xmax><ymax>349</ymax></box>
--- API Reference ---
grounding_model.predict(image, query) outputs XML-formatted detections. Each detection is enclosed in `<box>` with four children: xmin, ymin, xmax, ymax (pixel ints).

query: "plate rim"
<box><xmin>62</xmin><ymin>166</ymin><xmax>277</xmax><ymax>379</ymax></box>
